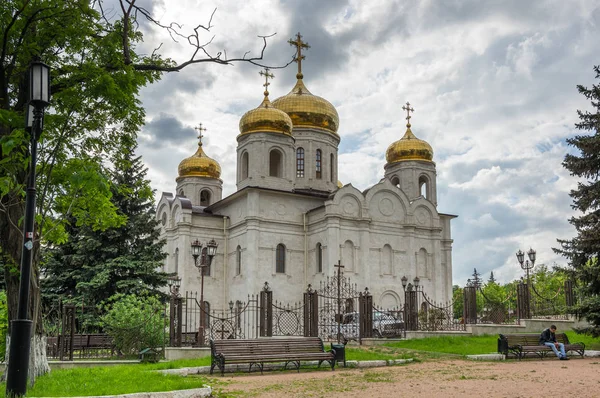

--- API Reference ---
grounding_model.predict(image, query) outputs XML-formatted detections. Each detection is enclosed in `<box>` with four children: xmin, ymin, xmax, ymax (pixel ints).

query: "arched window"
<box><xmin>269</xmin><ymin>149</ymin><xmax>282</xmax><ymax>177</ymax></box>
<box><xmin>329</xmin><ymin>154</ymin><xmax>334</xmax><ymax>182</ymax></box>
<box><xmin>391</xmin><ymin>176</ymin><xmax>400</xmax><ymax>188</ymax></box>
<box><xmin>202</xmin><ymin>247</ymin><xmax>211</xmax><ymax>276</ymax></box>
<box><xmin>241</xmin><ymin>152</ymin><xmax>249</xmax><ymax>180</ymax></box>
<box><xmin>342</xmin><ymin>240</ymin><xmax>354</xmax><ymax>272</ymax></box>
<box><xmin>200</xmin><ymin>189</ymin><xmax>211</xmax><ymax>206</ymax></box>
<box><xmin>296</xmin><ymin>148</ymin><xmax>305</xmax><ymax>178</ymax></box>
<box><xmin>345</xmin><ymin>298</ymin><xmax>354</xmax><ymax>313</ymax></box>
<box><xmin>419</xmin><ymin>175</ymin><xmax>429</xmax><ymax>199</ymax></box>
<box><xmin>276</xmin><ymin>244</ymin><xmax>286</xmax><ymax>273</ymax></box>
<box><xmin>316</xmin><ymin>243</ymin><xmax>323</xmax><ymax>273</ymax></box>
<box><xmin>236</xmin><ymin>245</ymin><xmax>242</xmax><ymax>276</ymax></box>
<box><xmin>174</xmin><ymin>248</ymin><xmax>179</xmax><ymax>273</ymax></box>
<box><xmin>417</xmin><ymin>248</ymin><xmax>428</xmax><ymax>278</ymax></box>
<box><xmin>315</xmin><ymin>149</ymin><xmax>322</xmax><ymax>179</ymax></box>
<box><xmin>382</xmin><ymin>244</ymin><xmax>392</xmax><ymax>275</ymax></box>
<box><xmin>178</xmin><ymin>190</ymin><xmax>184</xmax><ymax>197</ymax></box>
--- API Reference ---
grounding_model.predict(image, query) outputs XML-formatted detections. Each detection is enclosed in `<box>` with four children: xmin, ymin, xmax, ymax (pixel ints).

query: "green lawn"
<box><xmin>2</xmin><ymin>331</ymin><xmax>598</xmax><ymax>397</ymax></box>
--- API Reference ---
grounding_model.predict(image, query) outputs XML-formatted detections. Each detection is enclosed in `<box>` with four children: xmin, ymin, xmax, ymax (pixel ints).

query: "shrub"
<box><xmin>101</xmin><ymin>294</ymin><xmax>165</xmax><ymax>357</ymax></box>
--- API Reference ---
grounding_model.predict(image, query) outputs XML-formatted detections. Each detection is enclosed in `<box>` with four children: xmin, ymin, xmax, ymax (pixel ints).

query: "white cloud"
<box><xmin>136</xmin><ymin>0</ymin><xmax>599</xmax><ymax>285</ymax></box>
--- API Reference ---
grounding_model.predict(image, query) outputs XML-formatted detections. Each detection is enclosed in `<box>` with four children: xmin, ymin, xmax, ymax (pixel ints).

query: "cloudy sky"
<box><xmin>129</xmin><ymin>0</ymin><xmax>599</xmax><ymax>285</ymax></box>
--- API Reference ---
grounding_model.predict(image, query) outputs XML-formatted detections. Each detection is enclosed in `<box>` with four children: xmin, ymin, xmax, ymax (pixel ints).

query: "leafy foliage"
<box><xmin>42</xmin><ymin>135</ymin><xmax>169</xmax><ymax>307</ymax></box>
<box><xmin>555</xmin><ymin>65</ymin><xmax>600</xmax><ymax>337</ymax></box>
<box><xmin>100</xmin><ymin>294</ymin><xmax>165</xmax><ymax>357</ymax></box>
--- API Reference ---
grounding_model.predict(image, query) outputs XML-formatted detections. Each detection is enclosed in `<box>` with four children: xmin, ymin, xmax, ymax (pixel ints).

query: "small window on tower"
<box><xmin>316</xmin><ymin>149</ymin><xmax>322</xmax><ymax>179</ymax></box>
<box><xmin>241</xmin><ymin>152</ymin><xmax>249</xmax><ymax>180</ymax></box>
<box><xmin>296</xmin><ymin>148</ymin><xmax>305</xmax><ymax>178</ymax></box>
<box><xmin>200</xmin><ymin>190</ymin><xmax>211</xmax><ymax>206</ymax></box>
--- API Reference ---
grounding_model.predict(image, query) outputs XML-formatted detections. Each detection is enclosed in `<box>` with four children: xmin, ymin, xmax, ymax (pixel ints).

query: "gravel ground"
<box><xmin>216</xmin><ymin>357</ymin><xmax>600</xmax><ymax>397</ymax></box>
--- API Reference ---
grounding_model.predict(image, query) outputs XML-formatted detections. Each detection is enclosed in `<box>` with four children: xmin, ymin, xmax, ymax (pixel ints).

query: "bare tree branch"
<box><xmin>101</xmin><ymin>0</ymin><xmax>294</xmax><ymax>72</ymax></box>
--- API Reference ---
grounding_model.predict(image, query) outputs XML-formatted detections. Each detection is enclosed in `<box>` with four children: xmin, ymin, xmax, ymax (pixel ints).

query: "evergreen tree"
<box><xmin>42</xmin><ymin>134</ymin><xmax>169</xmax><ymax>307</ymax></box>
<box><xmin>488</xmin><ymin>271</ymin><xmax>496</xmax><ymax>284</ymax></box>
<box><xmin>555</xmin><ymin>65</ymin><xmax>600</xmax><ymax>337</ymax></box>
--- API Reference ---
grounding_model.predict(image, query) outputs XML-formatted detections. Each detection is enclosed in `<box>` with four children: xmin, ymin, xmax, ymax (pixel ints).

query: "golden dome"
<box><xmin>272</xmin><ymin>77</ymin><xmax>339</xmax><ymax>135</ymax></box>
<box><xmin>177</xmin><ymin>141</ymin><xmax>221</xmax><ymax>180</ymax></box>
<box><xmin>337</xmin><ymin>180</ymin><xmax>343</xmax><ymax>188</ymax></box>
<box><xmin>386</xmin><ymin>125</ymin><xmax>434</xmax><ymax>164</ymax></box>
<box><xmin>239</xmin><ymin>93</ymin><xmax>293</xmax><ymax>136</ymax></box>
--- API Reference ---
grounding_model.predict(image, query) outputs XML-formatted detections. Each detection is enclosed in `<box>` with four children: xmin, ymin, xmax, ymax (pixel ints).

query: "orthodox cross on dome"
<box><xmin>259</xmin><ymin>67</ymin><xmax>274</xmax><ymax>95</ymax></box>
<box><xmin>288</xmin><ymin>32</ymin><xmax>310</xmax><ymax>78</ymax></box>
<box><xmin>402</xmin><ymin>102</ymin><xmax>415</xmax><ymax>127</ymax></box>
<box><xmin>195</xmin><ymin>123</ymin><xmax>207</xmax><ymax>146</ymax></box>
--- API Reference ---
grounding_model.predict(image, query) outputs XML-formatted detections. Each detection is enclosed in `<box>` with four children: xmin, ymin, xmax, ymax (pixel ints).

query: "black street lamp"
<box><xmin>6</xmin><ymin>61</ymin><xmax>50</xmax><ymax>397</ymax></box>
<box><xmin>516</xmin><ymin>248</ymin><xmax>536</xmax><ymax>283</ymax></box>
<box><xmin>168</xmin><ymin>276</ymin><xmax>182</xmax><ymax>298</ymax></box>
<box><xmin>191</xmin><ymin>238</ymin><xmax>219</xmax><ymax>346</ymax></box>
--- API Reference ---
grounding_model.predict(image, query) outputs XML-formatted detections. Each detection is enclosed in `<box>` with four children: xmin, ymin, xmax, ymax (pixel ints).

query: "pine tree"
<box><xmin>488</xmin><ymin>271</ymin><xmax>496</xmax><ymax>284</ymax></box>
<box><xmin>42</xmin><ymin>134</ymin><xmax>169</xmax><ymax>308</ymax></box>
<box><xmin>555</xmin><ymin>65</ymin><xmax>600</xmax><ymax>337</ymax></box>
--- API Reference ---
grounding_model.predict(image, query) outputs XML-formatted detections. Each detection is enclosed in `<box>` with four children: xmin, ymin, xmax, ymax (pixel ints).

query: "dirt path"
<box><xmin>215</xmin><ymin>358</ymin><xmax>600</xmax><ymax>397</ymax></box>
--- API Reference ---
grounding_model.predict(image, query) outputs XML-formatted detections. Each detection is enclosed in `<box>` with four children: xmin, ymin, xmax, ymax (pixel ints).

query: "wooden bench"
<box><xmin>498</xmin><ymin>333</ymin><xmax>585</xmax><ymax>360</ymax></box>
<box><xmin>210</xmin><ymin>337</ymin><xmax>336</xmax><ymax>376</ymax></box>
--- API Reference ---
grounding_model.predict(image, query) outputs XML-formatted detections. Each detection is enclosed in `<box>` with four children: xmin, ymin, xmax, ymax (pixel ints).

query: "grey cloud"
<box><xmin>142</xmin><ymin>113</ymin><xmax>195</xmax><ymax>148</ymax></box>
<box><xmin>140</xmin><ymin>69</ymin><xmax>217</xmax><ymax>116</ymax></box>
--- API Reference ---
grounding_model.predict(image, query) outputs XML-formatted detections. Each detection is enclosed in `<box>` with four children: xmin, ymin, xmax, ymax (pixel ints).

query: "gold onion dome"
<box><xmin>177</xmin><ymin>126</ymin><xmax>221</xmax><ymax>180</ymax></box>
<box><xmin>239</xmin><ymin>92</ymin><xmax>293</xmax><ymax>136</ymax></box>
<box><xmin>386</xmin><ymin>124</ymin><xmax>434</xmax><ymax>163</ymax></box>
<box><xmin>271</xmin><ymin>32</ymin><xmax>339</xmax><ymax>135</ymax></box>
<box><xmin>272</xmin><ymin>77</ymin><xmax>339</xmax><ymax>135</ymax></box>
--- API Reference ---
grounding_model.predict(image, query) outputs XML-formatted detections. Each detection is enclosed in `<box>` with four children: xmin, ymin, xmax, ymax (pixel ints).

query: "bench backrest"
<box><xmin>211</xmin><ymin>337</ymin><xmax>325</xmax><ymax>356</ymax></box>
<box><xmin>501</xmin><ymin>333</ymin><xmax>570</xmax><ymax>346</ymax></box>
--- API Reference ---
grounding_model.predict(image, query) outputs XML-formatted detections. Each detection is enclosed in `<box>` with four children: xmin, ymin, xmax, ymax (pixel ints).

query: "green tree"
<box><xmin>42</xmin><ymin>134</ymin><xmax>169</xmax><ymax>307</ymax></box>
<box><xmin>1</xmin><ymin>0</ymin><xmax>282</xmax><ymax>379</ymax></box>
<box><xmin>488</xmin><ymin>271</ymin><xmax>496</xmax><ymax>284</ymax></box>
<box><xmin>555</xmin><ymin>65</ymin><xmax>600</xmax><ymax>336</ymax></box>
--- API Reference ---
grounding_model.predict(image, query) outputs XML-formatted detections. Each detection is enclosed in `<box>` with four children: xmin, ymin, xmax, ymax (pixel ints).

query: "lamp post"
<box><xmin>516</xmin><ymin>248</ymin><xmax>536</xmax><ymax>283</ymax></box>
<box><xmin>192</xmin><ymin>239</ymin><xmax>218</xmax><ymax>346</ymax></box>
<box><xmin>6</xmin><ymin>61</ymin><xmax>50</xmax><ymax>397</ymax></box>
<box><xmin>516</xmin><ymin>248</ymin><xmax>535</xmax><ymax>320</ymax></box>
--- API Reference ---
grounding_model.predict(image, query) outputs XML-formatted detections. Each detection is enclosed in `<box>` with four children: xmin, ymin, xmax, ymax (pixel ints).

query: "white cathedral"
<box><xmin>156</xmin><ymin>34</ymin><xmax>457</xmax><ymax>311</ymax></box>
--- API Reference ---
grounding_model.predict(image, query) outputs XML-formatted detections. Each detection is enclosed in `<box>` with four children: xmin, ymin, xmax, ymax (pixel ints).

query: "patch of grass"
<box><xmin>362</xmin><ymin>370</ymin><xmax>393</xmax><ymax>383</ymax></box>
<box><xmin>383</xmin><ymin>334</ymin><xmax>498</xmax><ymax>356</ymax></box>
<box><xmin>0</xmin><ymin>362</ymin><xmax>217</xmax><ymax>397</ymax></box>
<box><xmin>566</xmin><ymin>330</ymin><xmax>600</xmax><ymax>350</ymax></box>
<box><xmin>345</xmin><ymin>345</ymin><xmax>412</xmax><ymax>361</ymax></box>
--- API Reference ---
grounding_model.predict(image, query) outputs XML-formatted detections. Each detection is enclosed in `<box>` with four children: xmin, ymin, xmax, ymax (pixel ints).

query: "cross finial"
<box><xmin>259</xmin><ymin>67</ymin><xmax>274</xmax><ymax>96</ymax></box>
<box><xmin>195</xmin><ymin>123</ymin><xmax>207</xmax><ymax>146</ymax></box>
<box><xmin>288</xmin><ymin>32</ymin><xmax>310</xmax><ymax>79</ymax></box>
<box><xmin>402</xmin><ymin>102</ymin><xmax>415</xmax><ymax>127</ymax></box>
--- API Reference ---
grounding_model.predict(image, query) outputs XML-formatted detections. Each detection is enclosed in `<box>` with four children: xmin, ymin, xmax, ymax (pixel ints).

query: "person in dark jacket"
<box><xmin>540</xmin><ymin>325</ymin><xmax>568</xmax><ymax>360</ymax></box>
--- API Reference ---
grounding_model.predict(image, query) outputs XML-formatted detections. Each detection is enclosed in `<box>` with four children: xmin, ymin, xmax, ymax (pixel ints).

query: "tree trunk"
<box><xmin>1</xmin><ymin>192</ymin><xmax>50</xmax><ymax>380</ymax></box>
<box><xmin>4</xmin><ymin>334</ymin><xmax>51</xmax><ymax>383</ymax></box>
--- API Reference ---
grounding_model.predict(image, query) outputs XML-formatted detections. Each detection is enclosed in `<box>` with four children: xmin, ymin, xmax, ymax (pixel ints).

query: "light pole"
<box><xmin>516</xmin><ymin>248</ymin><xmax>535</xmax><ymax>320</ymax></box>
<box><xmin>516</xmin><ymin>248</ymin><xmax>536</xmax><ymax>283</ymax></box>
<box><xmin>6</xmin><ymin>61</ymin><xmax>50</xmax><ymax>397</ymax></box>
<box><xmin>192</xmin><ymin>239</ymin><xmax>218</xmax><ymax>346</ymax></box>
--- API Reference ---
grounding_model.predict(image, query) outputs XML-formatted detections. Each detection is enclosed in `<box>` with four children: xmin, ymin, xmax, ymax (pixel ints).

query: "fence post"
<box><xmin>564</xmin><ymin>279</ymin><xmax>575</xmax><ymax>314</ymax></box>
<box><xmin>463</xmin><ymin>286</ymin><xmax>477</xmax><ymax>324</ymax></box>
<box><xmin>404</xmin><ymin>284</ymin><xmax>418</xmax><ymax>331</ymax></box>
<box><xmin>359</xmin><ymin>288</ymin><xmax>373</xmax><ymax>342</ymax></box>
<box><xmin>259</xmin><ymin>282</ymin><xmax>273</xmax><ymax>337</ymax></box>
<box><xmin>517</xmin><ymin>281</ymin><xmax>530</xmax><ymax>320</ymax></box>
<box><xmin>303</xmin><ymin>285</ymin><xmax>318</xmax><ymax>337</ymax></box>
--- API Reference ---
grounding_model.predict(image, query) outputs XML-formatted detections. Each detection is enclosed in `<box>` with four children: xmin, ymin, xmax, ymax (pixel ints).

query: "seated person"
<box><xmin>539</xmin><ymin>325</ymin><xmax>569</xmax><ymax>360</ymax></box>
